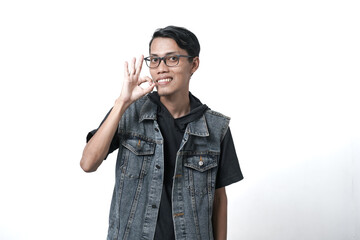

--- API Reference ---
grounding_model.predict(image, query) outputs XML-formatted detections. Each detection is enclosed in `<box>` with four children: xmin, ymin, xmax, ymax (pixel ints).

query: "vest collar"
<box><xmin>139</xmin><ymin>97</ymin><xmax>157</xmax><ymax>122</ymax></box>
<box><xmin>186</xmin><ymin>115</ymin><xmax>209</xmax><ymax>137</ymax></box>
<box><xmin>139</xmin><ymin>96</ymin><xmax>209</xmax><ymax>137</ymax></box>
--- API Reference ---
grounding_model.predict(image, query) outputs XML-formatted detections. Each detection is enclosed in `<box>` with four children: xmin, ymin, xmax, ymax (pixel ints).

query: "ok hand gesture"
<box><xmin>117</xmin><ymin>55</ymin><xmax>155</xmax><ymax>108</ymax></box>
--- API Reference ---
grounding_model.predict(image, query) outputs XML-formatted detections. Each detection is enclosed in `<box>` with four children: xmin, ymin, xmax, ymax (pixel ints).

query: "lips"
<box><xmin>156</xmin><ymin>77</ymin><xmax>173</xmax><ymax>84</ymax></box>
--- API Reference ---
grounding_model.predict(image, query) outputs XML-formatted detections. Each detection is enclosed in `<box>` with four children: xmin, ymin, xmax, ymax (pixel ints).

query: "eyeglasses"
<box><xmin>144</xmin><ymin>55</ymin><xmax>194</xmax><ymax>68</ymax></box>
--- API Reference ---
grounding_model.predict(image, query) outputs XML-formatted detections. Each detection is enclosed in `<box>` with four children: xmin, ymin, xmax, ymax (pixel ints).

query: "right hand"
<box><xmin>117</xmin><ymin>55</ymin><xmax>155</xmax><ymax>107</ymax></box>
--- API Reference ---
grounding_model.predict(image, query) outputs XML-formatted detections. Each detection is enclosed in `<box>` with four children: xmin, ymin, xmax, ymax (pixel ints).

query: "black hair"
<box><xmin>149</xmin><ymin>26</ymin><xmax>200</xmax><ymax>60</ymax></box>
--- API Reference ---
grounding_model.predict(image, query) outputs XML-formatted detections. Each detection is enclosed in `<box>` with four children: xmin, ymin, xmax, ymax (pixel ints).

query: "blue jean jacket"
<box><xmin>107</xmin><ymin>96</ymin><xmax>230</xmax><ymax>240</ymax></box>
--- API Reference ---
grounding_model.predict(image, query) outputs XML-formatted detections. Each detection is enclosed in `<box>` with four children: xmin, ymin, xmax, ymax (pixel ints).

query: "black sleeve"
<box><xmin>86</xmin><ymin>108</ymin><xmax>120</xmax><ymax>160</ymax></box>
<box><xmin>215</xmin><ymin>128</ymin><xmax>244</xmax><ymax>189</ymax></box>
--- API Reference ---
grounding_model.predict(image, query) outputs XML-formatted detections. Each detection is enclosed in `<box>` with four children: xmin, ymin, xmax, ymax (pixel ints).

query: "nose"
<box><xmin>157</xmin><ymin>58</ymin><xmax>169</xmax><ymax>74</ymax></box>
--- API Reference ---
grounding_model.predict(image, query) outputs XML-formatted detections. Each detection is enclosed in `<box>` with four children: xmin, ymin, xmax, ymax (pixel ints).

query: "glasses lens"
<box><xmin>145</xmin><ymin>57</ymin><xmax>159</xmax><ymax>68</ymax></box>
<box><xmin>145</xmin><ymin>55</ymin><xmax>182</xmax><ymax>68</ymax></box>
<box><xmin>165</xmin><ymin>55</ymin><xmax>179</xmax><ymax>67</ymax></box>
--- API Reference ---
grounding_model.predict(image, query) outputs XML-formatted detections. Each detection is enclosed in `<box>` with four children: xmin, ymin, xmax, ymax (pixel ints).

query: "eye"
<box><xmin>167</xmin><ymin>55</ymin><xmax>179</xmax><ymax>62</ymax></box>
<box><xmin>150</xmin><ymin>57</ymin><xmax>159</xmax><ymax>63</ymax></box>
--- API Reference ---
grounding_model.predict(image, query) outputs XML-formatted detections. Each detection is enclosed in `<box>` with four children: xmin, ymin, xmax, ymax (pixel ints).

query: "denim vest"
<box><xmin>107</xmin><ymin>95</ymin><xmax>230</xmax><ymax>240</ymax></box>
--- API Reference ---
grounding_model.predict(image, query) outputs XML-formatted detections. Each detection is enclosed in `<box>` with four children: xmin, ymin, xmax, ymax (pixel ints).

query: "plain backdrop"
<box><xmin>1</xmin><ymin>0</ymin><xmax>359</xmax><ymax>239</ymax></box>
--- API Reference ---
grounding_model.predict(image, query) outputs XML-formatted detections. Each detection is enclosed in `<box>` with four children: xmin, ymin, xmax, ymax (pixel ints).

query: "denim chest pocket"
<box><xmin>121</xmin><ymin>138</ymin><xmax>155</xmax><ymax>179</ymax></box>
<box><xmin>184</xmin><ymin>154</ymin><xmax>218</xmax><ymax>196</ymax></box>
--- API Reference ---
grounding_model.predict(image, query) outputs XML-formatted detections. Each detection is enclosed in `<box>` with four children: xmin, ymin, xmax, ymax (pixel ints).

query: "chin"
<box><xmin>156</xmin><ymin>87</ymin><xmax>172</xmax><ymax>97</ymax></box>
<box><xmin>157</xmin><ymin>91</ymin><xmax>171</xmax><ymax>97</ymax></box>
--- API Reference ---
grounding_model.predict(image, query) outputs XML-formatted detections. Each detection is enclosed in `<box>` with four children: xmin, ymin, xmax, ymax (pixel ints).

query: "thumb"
<box><xmin>142</xmin><ymin>81</ymin><xmax>155</xmax><ymax>94</ymax></box>
<box><xmin>138</xmin><ymin>76</ymin><xmax>154</xmax><ymax>85</ymax></box>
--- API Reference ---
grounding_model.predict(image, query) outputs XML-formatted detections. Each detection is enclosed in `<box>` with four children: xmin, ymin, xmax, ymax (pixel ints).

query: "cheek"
<box><xmin>175</xmin><ymin>66</ymin><xmax>191</xmax><ymax>76</ymax></box>
<box><xmin>149</xmin><ymin>69</ymin><xmax>157</xmax><ymax>79</ymax></box>
<box><xmin>176</xmin><ymin>69</ymin><xmax>192</xmax><ymax>80</ymax></box>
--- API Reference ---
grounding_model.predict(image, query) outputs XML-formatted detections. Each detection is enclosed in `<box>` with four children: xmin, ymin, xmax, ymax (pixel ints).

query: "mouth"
<box><xmin>156</xmin><ymin>78</ymin><xmax>173</xmax><ymax>84</ymax></box>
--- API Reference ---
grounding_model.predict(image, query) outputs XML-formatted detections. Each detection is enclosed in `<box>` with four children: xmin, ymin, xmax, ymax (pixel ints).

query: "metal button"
<box><xmin>199</xmin><ymin>161</ymin><xmax>204</xmax><ymax>166</ymax></box>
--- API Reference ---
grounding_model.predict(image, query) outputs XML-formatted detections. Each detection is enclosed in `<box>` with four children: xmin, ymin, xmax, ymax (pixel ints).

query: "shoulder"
<box><xmin>124</xmin><ymin>95</ymin><xmax>152</xmax><ymax>113</ymax></box>
<box><xmin>205</xmin><ymin>109</ymin><xmax>231</xmax><ymax>121</ymax></box>
<box><xmin>204</xmin><ymin>109</ymin><xmax>231</xmax><ymax>141</ymax></box>
<box><xmin>131</xmin><ymin>95</ymin><xmax>149</xmax><ymax>108</ymax></box>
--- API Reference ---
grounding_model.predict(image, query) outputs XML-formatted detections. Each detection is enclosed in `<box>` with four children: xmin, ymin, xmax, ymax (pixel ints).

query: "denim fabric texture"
<box><xmin>107</xmin><ymin>95</ymin><xmax>230</xmax><ymax>240</ymax></box>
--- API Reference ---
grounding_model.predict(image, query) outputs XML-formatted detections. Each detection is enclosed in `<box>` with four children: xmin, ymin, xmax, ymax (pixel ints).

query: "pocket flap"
<box><xmin>184</xmin><ymin>155</ymin><xmax>218</xmax><ymax>172</ymax></box>
<box><xmin>122</xmin><ymin>138</ymin><xmax>155</xmax><ymax>155</ymax></box>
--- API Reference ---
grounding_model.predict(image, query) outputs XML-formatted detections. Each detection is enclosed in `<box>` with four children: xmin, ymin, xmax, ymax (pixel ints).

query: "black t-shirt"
<box><xmin>148</xmin><ymin>92</ymin><xmax>243</xmax><ymax>240</ymax></box>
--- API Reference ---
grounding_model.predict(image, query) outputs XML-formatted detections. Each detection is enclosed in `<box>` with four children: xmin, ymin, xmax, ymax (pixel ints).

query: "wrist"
<box><xmin>113</xmin><ymin>98</ymin><xmax>130</xmax><ymax>114</ymax></box>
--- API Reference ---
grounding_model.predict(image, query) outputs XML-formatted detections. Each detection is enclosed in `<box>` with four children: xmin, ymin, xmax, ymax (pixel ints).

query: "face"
<box><xmin>149</xmin><ymin>37</ymin><xmax>199</xmax><ymax>98</ymax></box>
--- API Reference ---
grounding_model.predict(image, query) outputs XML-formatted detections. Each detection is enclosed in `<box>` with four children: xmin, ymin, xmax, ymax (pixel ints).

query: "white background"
<box><xmin>1</xmin><ymin>0</ymin><xmax>359</xmax><ymax>239</ymax></box>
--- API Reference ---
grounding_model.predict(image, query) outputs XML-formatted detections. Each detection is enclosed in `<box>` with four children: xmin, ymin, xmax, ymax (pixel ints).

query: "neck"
<box><xmin>160</xmin><ymin>92</ymin><xmax>190</xmax><ymax>119</ymax></box>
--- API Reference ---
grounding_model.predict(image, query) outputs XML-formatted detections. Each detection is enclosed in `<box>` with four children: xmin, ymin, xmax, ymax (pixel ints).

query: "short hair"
<box><xmin>149</xmin><ymin>26</ymin><xmax>200</xmax><ymax>60</ymax></box>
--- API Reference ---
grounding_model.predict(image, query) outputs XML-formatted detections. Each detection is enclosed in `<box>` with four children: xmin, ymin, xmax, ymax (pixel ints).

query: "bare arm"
<box><xmin>80</xmin><ymin>56</ymin><xmax>155</xmax><ymax>172</ymax></box>
<box><xmin>212</xmin><ymin>187</ymin><xmax>227</xmax><ymax>240</ymax></box>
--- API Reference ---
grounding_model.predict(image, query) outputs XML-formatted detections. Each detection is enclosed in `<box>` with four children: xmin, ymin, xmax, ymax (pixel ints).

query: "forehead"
<box><xmin>150</xmin><ymin>37</ymin><xmax>186</xmax><ymax>55</ymax></box>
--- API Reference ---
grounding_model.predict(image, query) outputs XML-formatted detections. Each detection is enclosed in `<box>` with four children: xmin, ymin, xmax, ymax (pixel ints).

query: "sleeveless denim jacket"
<box><xmin>107</xmin><ymin>95</ymin><xmax>230</xmax><ymax>240</ymax></box>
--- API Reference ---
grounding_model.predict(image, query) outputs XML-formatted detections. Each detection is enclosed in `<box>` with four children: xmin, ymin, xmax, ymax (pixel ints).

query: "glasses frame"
<box><xmin>144</xmin><ymin>54</ymin><xmax>194</xmax><ymax>68</ymax></box>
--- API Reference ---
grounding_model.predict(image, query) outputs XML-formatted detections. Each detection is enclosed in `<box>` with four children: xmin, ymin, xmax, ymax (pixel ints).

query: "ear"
<box><xmin>191</xmin><ymin>57</ymin><xmax>200</xmax><ymax>75</ymax></box>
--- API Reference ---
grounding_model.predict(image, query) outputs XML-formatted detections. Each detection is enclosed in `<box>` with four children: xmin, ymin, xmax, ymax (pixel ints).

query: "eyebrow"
<box><xmin>150</xmin><ymin>52</ymin><xmax>178</xmax><ymax>57</ymax></box>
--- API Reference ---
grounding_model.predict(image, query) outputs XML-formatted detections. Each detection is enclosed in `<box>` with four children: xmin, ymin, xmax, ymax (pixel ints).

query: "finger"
<box><xmin>130</xmin><ymin>57</ymin><xmax>136</xmax><ymax>75</ymax></box>
<box><xmin>141</xmin><ymin>80</ymin><xmax>155</xmax><ymax>94</ymax></box>
<box><xmin>138</xmin><ymin>76</ymin><xmax>153</xmax><ymax>85</ymax></box>
<box><xmin>135</xmin><ymin>55</ymin><xmax>144</xmax><ymax>76</ymax></box>
<box><xmin>144</xmin><ymin>83</ymin><xmax>155</xmax><ymax>94</ymax></box>
<box><xmin>124</xmin><ymin>61</ymin><xmax>129</xmax><ymax>78</ymax></box>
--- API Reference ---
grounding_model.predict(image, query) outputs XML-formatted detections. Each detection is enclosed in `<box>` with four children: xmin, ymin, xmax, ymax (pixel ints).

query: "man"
<box><xmin>81</xmin><ymin>26</ymin><xmax>243</xmax><ymax>240</ymax></box>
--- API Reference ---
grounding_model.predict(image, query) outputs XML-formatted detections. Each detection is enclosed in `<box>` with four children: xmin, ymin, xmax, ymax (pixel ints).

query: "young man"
<box><xmin>81</xmin><ymin>26</ymin><xmax>243</xmax><ymax>240</ymax></box>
